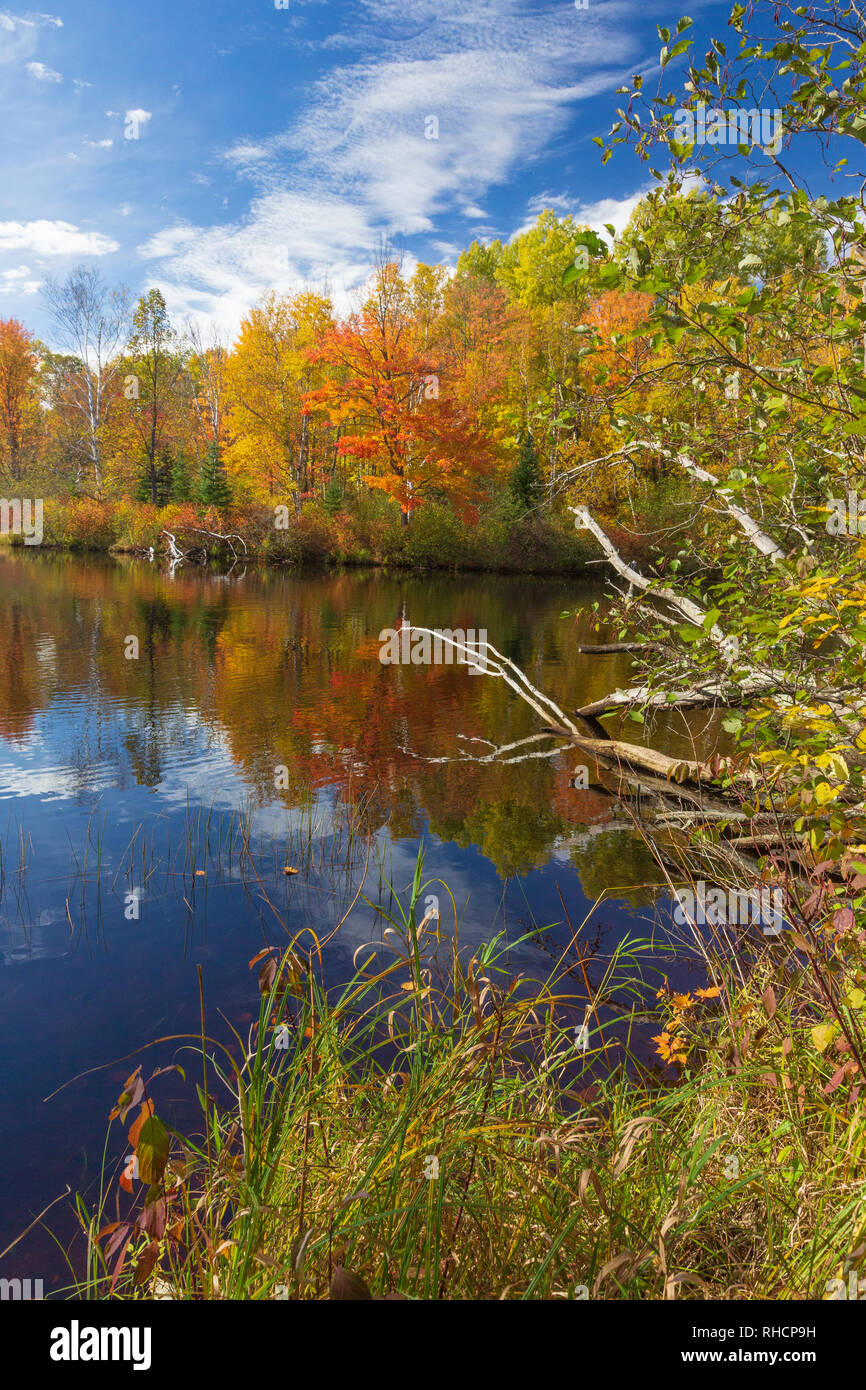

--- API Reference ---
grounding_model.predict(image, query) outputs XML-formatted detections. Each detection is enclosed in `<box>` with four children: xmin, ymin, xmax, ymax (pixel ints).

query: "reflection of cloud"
<box><xmin>0</xmin><ymin>908</ymin><xmax>69</xmax><ymax>965</ymax></box>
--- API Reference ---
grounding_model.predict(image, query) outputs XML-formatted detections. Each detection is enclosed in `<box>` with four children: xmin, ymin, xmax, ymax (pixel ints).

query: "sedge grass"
<box><xmin>64</xmin><ymin>845</ymin><xmax>866</xmax><ymax>1302</ymax></box>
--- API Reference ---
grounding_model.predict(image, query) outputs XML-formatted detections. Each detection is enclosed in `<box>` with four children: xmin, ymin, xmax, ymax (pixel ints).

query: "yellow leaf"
<box><xmin>812</xmin><ymin>1022</ymin><xmax>837</xmax><ymax>1053</ymax></box>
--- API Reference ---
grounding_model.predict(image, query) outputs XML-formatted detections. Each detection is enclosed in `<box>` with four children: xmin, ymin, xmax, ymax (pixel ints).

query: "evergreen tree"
<box><xmin>197</xmin><ymin>441</ymin><xmax>232</xmax><ymax>509</ymax></box>
<box><xmin>322</xmin><ymin>477</ymin><xmax>343</xmax><ymax>516</ymax></box>
<box><xmin>509</xmin><ymin>432</ymin><xmax>542</xmax><ymax>512</ymax></box>
<box><xmin>171</xmin><ymin>453</ymin><xmax>192</xmax><ymax>502</ymax></box>
<box><xmin>135</xmin><ymin>446</ymin><xmax>173</xmax><ymax>506</ymax></box>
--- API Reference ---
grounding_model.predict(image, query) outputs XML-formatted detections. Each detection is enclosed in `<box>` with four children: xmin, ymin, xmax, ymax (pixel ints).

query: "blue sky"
<box><xmin>0</xmin><ymin>0</ymin><xmax>782</xmax><ymax>344</ymax></box>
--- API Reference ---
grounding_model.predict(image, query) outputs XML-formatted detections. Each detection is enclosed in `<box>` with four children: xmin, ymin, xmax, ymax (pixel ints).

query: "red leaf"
<box><xmin>134</xmin><ymin>1239</ymin><xmax>160</xmax><ymax>1286</ymax></box>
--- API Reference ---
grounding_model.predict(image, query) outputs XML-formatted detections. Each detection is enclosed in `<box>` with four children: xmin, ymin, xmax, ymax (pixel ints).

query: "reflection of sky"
<box><xmin>0</xmin><ymin>563</ymin><xmax>711</xmax><ymax>1291</ymax></box>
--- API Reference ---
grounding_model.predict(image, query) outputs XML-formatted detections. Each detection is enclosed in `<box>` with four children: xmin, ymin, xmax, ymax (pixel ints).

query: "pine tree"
<box><xmin>197</xmin><ymin>441</ymin><xmax>232</xmax><ymax>509</ymax></box>
<box><xmin>509</xmin><ymin>432</ymin><xmax>542</xmax><ymax>512</ymax></box>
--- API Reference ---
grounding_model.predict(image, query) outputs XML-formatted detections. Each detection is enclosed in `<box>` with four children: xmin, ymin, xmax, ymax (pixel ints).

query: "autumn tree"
<box><xmin>225</xmin><ymin>291</ymin><xmax>335</xmax><ymax>505</ymax></box>
<box><xmin>0</xmin><ymin>319</ymin><xmax>40</xmax><ymax>484</ymax></box>
<box><xmin>308</xmin><ymin>262</ymin><xmax>501</xmax><ymax>524</ymax></box>
<box><xmin>457</xmin><ymin>212</ymin><xmax>610</xmax><ymax>499</ymax></box>
<box><xmin>187</xmin><ymin>322</ymin><xmax>232</xmax><ymax>461</ymax></box>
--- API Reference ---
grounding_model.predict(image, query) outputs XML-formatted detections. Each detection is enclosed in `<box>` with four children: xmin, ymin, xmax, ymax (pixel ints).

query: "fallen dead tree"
<box><xmin>398</xmin><ymin>453</ymin><xmax>849</xmax><ymax>852</ymax></box>
<box><xmin>401</xmin><ymin>626</ymin><xmax>727</xmax><ymax>787</ymax></box>
<box><xmin>159</xmin><ymin>527</ymin><xmax>248</xmax><ymax>568</ymax></box>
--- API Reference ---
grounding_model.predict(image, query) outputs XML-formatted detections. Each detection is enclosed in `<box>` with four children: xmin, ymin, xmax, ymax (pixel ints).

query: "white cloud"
<box><xmin>224</xmin><ymin>141</ymin><xmax>268</xmax><ymax>168</ymax></box>
<box><xmin>124</xmin><ymin>107</ymin><xmax>151</xmax><ymax>127</ymax></box>
<box><xmin>0</xmin><ymin>219</ymin><xmax>119</xmax><ymax>255</ymax></box>
<box><xmin>138</xmin><ymin>188</ymin><xmax>377</xmax><ymax>334</ymax></box>
<box><xmin>574</xmin><ymin>190</ymin><xmax>650</xmax><ymax>243</ymax></box>
<box><xmin>515</xmin><ymin>188</ymin><xmax>651</xmax><ymax>245</ymax></box>
<box><xmin>73</xmin><ymin>78</ymin><xmax>92</xmax><ymax>90</ymax></box>
<box><xmin>142</xmin><ymin>0</ymin><xmax>638</xmax><ymax>336</ymax></box>
<box><xmin>0</xmin><ymin>263</ymin><xmax>41</xmax><ymax>294</ymax></box>
<box><xmin>85</xmin><ymin>138</ymin><xmax>113</xmax><ymax>149</ymax></box>
<box><xmin>0</xmin><ymin>10</ymin><xmax>60</xmax><ymax>64</ymax></box>
<box><xmin>25</xmin><ymin>60</ymin><xmax>61</xmax><ymax>82</ymax></box>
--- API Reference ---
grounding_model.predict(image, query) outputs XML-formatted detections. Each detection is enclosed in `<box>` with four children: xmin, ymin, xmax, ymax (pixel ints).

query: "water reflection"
<box><xmin>0</xmin><ymin>551</ymin><xmax>721</xmax><ymax>1287</ymax></box>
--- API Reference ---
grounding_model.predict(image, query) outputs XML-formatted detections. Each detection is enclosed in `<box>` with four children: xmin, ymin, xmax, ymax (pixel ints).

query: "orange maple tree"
<box><xmin>305</xmin><ymin>263</ymin><xmax>499</xmax><ymax>524</ymax></box>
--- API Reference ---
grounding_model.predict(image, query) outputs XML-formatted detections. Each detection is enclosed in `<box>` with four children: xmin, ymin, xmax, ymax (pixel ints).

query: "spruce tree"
<box><xmin>197</xmin><ymin>441</ymin><xmax>232</xmax><ymax>509</ymax></box>
<box><xmin>135</xmin><ymin>447</ymin><xmax>172</xmax><ymax>506</ymax></box>
<box><xmin>509</xmin><ymin>432</ymin><xmax>542</xmax><ymax>512</ymax></box>
<box><xmin>322</xmin><ymin>477</ymin><xmax>343</xmax><ymax>516</ymax></box>
<box><xmin>171</xmin><ymin>454</ymin><xmax>192</xmax><ymax>502</ymax></box>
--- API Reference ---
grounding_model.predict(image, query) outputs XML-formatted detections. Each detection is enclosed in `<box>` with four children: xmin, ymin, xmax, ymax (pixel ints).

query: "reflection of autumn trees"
<box><xmin>0</xmin><ymin>598</ymin><xmax>42</xmax><ymax>740</ymax></box>
<box><xmin>446</xmin><ymin>799</ymin><xmax>567</xmax><ymax>879</ymax></box>
<box><xmin>568</xmin><ymin>831</ymin><xmax>660</xmax><ymax>910</ymax></box>
<box><xmin>0</xmin><ymin>555</ymin><xmax>721</xmax><ymax>876</ymax></box>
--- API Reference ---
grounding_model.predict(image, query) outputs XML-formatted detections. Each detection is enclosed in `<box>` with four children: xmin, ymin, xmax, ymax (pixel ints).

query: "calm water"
<box><xmin>0</xmin><ymin>550</ymin><xmax>720</xmax><ymax>1290</ymax></box>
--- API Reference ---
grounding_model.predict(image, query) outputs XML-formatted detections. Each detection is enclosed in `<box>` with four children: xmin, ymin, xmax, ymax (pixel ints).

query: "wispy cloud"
<box><xmin>25</xmin><ymin>59</ymin><xmax>61</xmax><ymax>82</ymax></box>
<box><xmin>0</xmin><ymin>10</ymin><xmax>62</xmax><ymax>66</ymax></box>
<box><xmin>143</xmin><ymin>0</ymin><xmax>639</xmax><ymax>334</ymax></box>
<box><xmin>0</xmin><ymin>263</ymin><xmax>41</xmax><ymax>294</ymax></box>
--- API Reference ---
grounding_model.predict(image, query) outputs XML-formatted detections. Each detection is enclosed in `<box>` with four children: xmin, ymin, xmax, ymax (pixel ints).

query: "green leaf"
<box><xmin>136</xmin><ymin>1115</ymin><xmax>170</xmax><ymax>1185</ymax></box>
